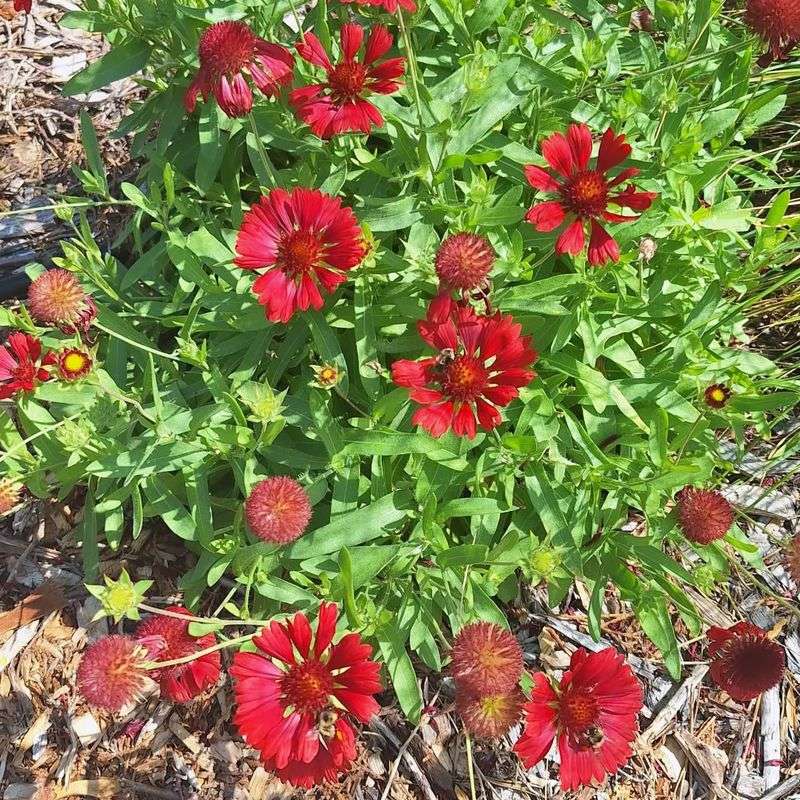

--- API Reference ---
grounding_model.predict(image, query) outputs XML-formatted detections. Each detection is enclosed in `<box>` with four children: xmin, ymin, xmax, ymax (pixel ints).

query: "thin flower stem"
<box><xmin>396</xmin><ymin>10</ymin><xmax>425</xmax><ymax>133</ymax></box>
<box><xmin>674</xmin><ymin>414</ymin><xmax>703</xmax><ymax>463</ymax></box>
<box><xmin>334</xmin><ymin>386</ymin><xmax>369</xmax><ymax>418</ymax></box>
<box><xmin>247</xmin><ymin>113</ymin><xmax>279</xmax><ymax>189</ymax></box>
<box><xmin>0</xmin><ymin>199</ymin><xmax>133</xmax><ymax>219</ymax></box>
<box><xmin>145</xmin><ymin>632</ymin><xmax>255</xmax><ymax>669</ymax></box>
<box><xmin>465</xmin><ymin>731</ymin><xmax>477</xmax><ymax>800</ymax></box>
<box><xmin>137</xmin><ymin>602</ymin><xmax>272</xmax><ymax>628</ymax></box>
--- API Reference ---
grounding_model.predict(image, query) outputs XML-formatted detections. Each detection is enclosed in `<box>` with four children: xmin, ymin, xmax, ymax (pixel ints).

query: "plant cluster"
<box><xmin>2</xmin><ymin>0</ymin><xmax>800</xmax><ymax>789</ymax></box>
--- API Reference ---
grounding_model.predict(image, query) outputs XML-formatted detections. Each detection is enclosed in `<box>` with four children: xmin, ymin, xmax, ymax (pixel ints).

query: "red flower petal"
<box><xmin>524</xmin><ymin>164</ymin><xmax>560</xmax><ymax>192</ymax></box>
<box><xmin>297</xmin><ymin>32</ymin><xmax>333</xmax><ymax>70</ymax></box>
<box><xmin>364</xmin><ymin>25</ymin><xmax>393</xmax><ymax>64</ymax></box>
<box><xmin>340</xmin><ymin>22</ymin><xmax>364</xmax><ymax>62</ymax></box>
<box><xmin>541</xmin><ymin>131</ymin><xmax>575</xmax><ymax>177</ymax></box>
<box><xmin>513</xmin><ymin>673</ymin><xmax>558</xmax><ymax>767</ymax></box>
<box><xmin>587</xmin><ymin>220</ymin><xmax>620</xmax><ymax>266</ymax></box>
<box><xmin>525</xmin><ymin>200</ymin><xmax>566</xmax><ymax>232</ymax></box>
<box><xmin>555</xmin><ymin>219</ymin><xmax>585</xmax><ymax>256</ymax></box>
<box><xmin>411</xmin><ymin>402</ymin><xmax>453</xmax><ymax>437</ymax></box>
<box><xmin>597</xmin><ymin>127</ymin><xmax>632</xmax><ymax>173</ymax></box>
<box><xmin>567</xmin><ymin>123</ymin><xmax>593</xmax><ymax>171</ymax></box>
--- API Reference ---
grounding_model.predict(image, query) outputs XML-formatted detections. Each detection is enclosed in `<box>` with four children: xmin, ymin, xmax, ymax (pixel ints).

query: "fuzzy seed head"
<box><xmin>245</xmin><ymin>476</ymin><xmax>312</xmax><ymax>544</ymax></box>
<box><xmin>676</xmin><ymin>487</ymin><xmax>734</xmax><ymax>545</ymax></box>
<box><xmin>744</xmin><ymin>0</ymin><xmax>800</xmax><ymax>58</ymax></box>
<box><xmin>708</xmin><ymin>622</ymin><xmax>785</xmax><ymax>702</ymax></box>
<box><xmin>435</xmin><ymin>233</ymin><xmax>495</xmax><ymax>291</ymax></box>
<box><xmin>456</xmin><ymin>687</ymin><xmax>524</xmax><ymax>739</ymax></box>
<box><xmin>27</xmin><ymin>269</ymin><xmax>91</xmax><ymax>328</ymax></box>
<box><xmin>450</xmin><ymin>622</ymin><xmax>523</xmax><ymax>694</ymax></box>
<box><xmin>0</xmin><ymin>478</ymin><xmax>23</xmax><ymax>515</ymax></box>
<box><xmin>77</xmin><ymin>635</ymin><xmax>151</xmax><ymax>711</ymax></box>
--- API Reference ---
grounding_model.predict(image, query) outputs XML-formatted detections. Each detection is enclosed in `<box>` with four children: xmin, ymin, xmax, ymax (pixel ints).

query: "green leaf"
<box><xmin>358</xmin><ymin>197</ymin><xmax>421</xmax><ymax>232</ymax></box>
<box><xmin>449</xmin><ymin>84</ymin><xmax>525</xmax><ymax>155</ymax></box>
<box><xmin>286</xmin><ymin>491</ymin><xmax>412</xmax><ymax>559</ymax></box>
<box><xmin>635</xmin><ymin>594</ymin><xmax>682</xmax><ymax>679</ymax></box>
<box><xmin>468</xmin><ymin>0</ymin><xmax>508</xmax><ymax>33</ymax></box>
<box><xmin>80</xmin><ymin>486</ymin><xmax>99</xmax><ymax>582</ymax></box>
<box><xmin>435</xmin><ymin>544</ymin><xmax>489</xmax><ymax>568</ymax></box>
<box><xmin>79</xmin><ymin>110</ymin><xmax>108</xmax><ymax>195</ymax></box>
<box><xmin>436</xmin><ymin>497</ymin><xmax>513</xmax><ymax>520</ymax></box>
<box><xmin>338</xmin><ymin>547</ymin><xmax>361</xmax><ymax>627</ymax></box>
<box><xmin>63</xmin><ymin>40</ymin><xmax>152</xmax><ymax>96</ymax></box>
<box><xmin>143</xmin><ymin>477</ymin><xmax>197</xmax><ymax>540</ymax></box>
<box><xmin>379</xmin><ymin>628</ymin><xmax>422</xmax><ymax>724</ymax></box>
<box><xmin>196</xmin><ymin>108</ymin><xmax>227</xmax><ymax>192</ymax></box>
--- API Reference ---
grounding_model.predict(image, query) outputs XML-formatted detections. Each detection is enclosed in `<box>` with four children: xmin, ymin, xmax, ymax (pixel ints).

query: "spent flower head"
<box><xmin>245</xmin><ymin>476</ymin><xmax>312</xmax><ymax>544</ymax></box>
<box><xmin>676</xmin><ymin>487</ymin><xmax>734</xmax><ymax>545</ymax></box>
<box><xmin>77</xmin><ymin>635</ymin><xmax>154</xmax><ymax>711</ymax></box>
<box><xmin>456</xmin><ymin>687</ymin><xmax>524</xmax><ymax>739</ymax></box>
<box><xmin>450</xmin><ymin>621</ymin><xmax>523</xmax><ymax>694</ymax></box>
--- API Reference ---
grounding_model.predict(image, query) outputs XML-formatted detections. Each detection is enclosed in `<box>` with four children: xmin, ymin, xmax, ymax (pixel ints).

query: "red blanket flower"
<box><xmin>231</xmin><ymin>603</ymin><xmax>382</xmax><ymax>788</ymax></box>
<box><xmin>0</xmin><ymin>333</ymin><xmax>56</xmax><ymax>399</ymax></box>
<box><xmin>524</xmin><ymin>123</ymin><xmax>657</xmax><ymax>266</ymax></box>
<box><xmin>391</xmin><ymin>295</ymin><xmax>537</xmax><ymax>438</ymax></box>
<box><xmin>514</xmin><ymin>647</ymin><xmax>642</xmax><ymax>791</ymax></box>
<box><xmin>185</xmin><ymin>21</ymin><xmax>294</xmax><ymax>118</ymax></box>
<box><xmin>135</xmin><ymin>606</ymin><xmax>221</xmax><ymax>703</ymax></box>
<box><xmin>708</xmin><ymin>622</ymin><xmax>785</xmax><ymax>702</ymax></box>
<box><xmin>291</xmin><ymin>23</ymin><xmax>404</xmax><ymax>138</ymax></box>
<box><xmin>235</xmin><ymin>187</ymin><xmax>365</xmax><ymax>323</ymax></box>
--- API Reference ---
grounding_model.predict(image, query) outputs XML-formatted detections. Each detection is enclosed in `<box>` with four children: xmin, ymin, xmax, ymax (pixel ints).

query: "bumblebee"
<box><xmin>316</xmin><ymin>709</ymin><xmax>339</xmax><ymax>741</ymax></box>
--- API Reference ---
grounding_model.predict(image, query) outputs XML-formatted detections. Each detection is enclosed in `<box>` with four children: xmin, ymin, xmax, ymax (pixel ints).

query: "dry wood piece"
<box><xmin>638</xmin><ymin>665</ymin><xmax>709</xmax><ymax>748</ymax></box>
<box><xmin>758</xmin><ymin>773</ymin><xmax>800</xmax><ymax>800</ymax></box>
<box><xmin>760</xmin><ymin>686</ymin><xmax>781</xmax><ymax>790</ymax></box>
<box><xmin>370</xmin><ymin>717</ymin><xmax>439</xmax><ymax>800</ymax></box>
<box><xmin>673</xmin><ymin>729</ymin><xmax>728</xmax><ymax>789</ymax></box>
<box><xmin>0</xmin><ymin>580</ymin><xmax>67</xmax><ymax>636</ymax></box>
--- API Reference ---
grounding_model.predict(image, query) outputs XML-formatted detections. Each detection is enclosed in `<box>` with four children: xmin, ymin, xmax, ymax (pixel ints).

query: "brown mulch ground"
<box><xmin>0</xmin><ymin>0</ymin><xmax>137</xmax><ymax>295</ymax></box>
<box><xmin>0</xmin><ymin>454</ymin><xmax>798</xmax><ymax>800</ymax></box>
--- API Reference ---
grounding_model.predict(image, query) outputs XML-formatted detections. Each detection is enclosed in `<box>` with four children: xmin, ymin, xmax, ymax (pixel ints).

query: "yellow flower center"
<box><xmin>64</xmin><ymin>352</ymin><xmax>88</xmax><ymax>373</ymax></box>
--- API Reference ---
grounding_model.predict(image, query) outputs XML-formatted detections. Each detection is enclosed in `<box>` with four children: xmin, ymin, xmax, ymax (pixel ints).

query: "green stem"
<box><xmin>674</xmin><ymin>414</ymin><xmax>703</xmax><ymax>463</ymax></box>
<box><xmin>465</xmin><ymin>731</ymin><xmax>477</xmax><ymax>800</ymax></box>
<box><xmin>247</xmin><ymin>113</ymin><xmax>278</xmax><ymax>189</ymax></box>
<box><xmin>396</xmin><ymin>10</ymin><xmax>425</xmax><ymax>133</ymax></box>
<box><xmin>0</xmin><ymin>199</ymin><xmax>133</xmax><ymax>219</ymax></box>
<box><xmin>137</xmin><ymin>602</ymin><xmax>273</xmax><ymax>628</ymax></box>
<box><xmin>145</xmin><ymin>633</ymin><xmax>255</xmax><ymax>669</ymax></box>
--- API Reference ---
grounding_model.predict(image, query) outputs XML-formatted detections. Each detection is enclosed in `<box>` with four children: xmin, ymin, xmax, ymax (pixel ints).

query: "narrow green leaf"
<box><xmin>64</xmin><ymin>40</ymin><xmax>152</xmax><ymax>96</ymax></box>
